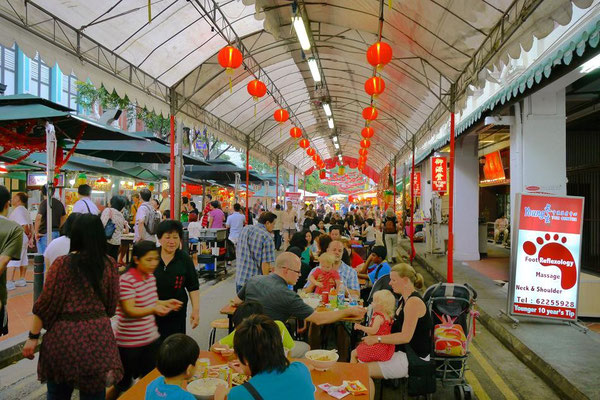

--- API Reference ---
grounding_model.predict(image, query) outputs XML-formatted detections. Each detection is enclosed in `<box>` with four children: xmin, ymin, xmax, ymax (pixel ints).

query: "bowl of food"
<box><xmin>305</xmin><ymin>349</ymin><xmax>339</xmax><ymax>371</ymax></box>
<box><xmin>187</xmin><ymin>378</ymin><xmax>227</xmax><ymax>400</ymax></box>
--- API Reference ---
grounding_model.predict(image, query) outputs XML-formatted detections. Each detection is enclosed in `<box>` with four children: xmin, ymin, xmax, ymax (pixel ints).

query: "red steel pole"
<box><xmin>448</xmin><ymin>112</ymin><xmax>455</xmax><ymax>283</ymax></box>
<box><xmin>245</xmin><ymin>146</ymin><xmax>249</xmax><ymax>223</ymax></box>
<box><xmin>393</xmin><ymin>161</ymin><xmax>397</xmax><ymax>213</ymax></box>
<box><xmin>410</xmin><ymin>142</ymin><xmax>415</xmax><ymax>263</ymax></box>
<box><xmin>169</xmin><ymin>115</ymin><xmax>175</xmax><ymax>214</ymax></box>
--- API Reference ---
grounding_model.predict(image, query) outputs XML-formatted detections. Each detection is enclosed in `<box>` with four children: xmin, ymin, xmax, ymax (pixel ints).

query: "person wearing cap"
<box><xmin>357</xmin><ymin>245</ymin><xmax>391</xmax><ymax>284</ymax></box>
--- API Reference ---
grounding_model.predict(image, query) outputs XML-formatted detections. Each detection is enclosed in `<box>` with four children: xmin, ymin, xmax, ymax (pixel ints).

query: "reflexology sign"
<box><xmin>508</xmin><ymin>194</ymin><xmax>584</xmax><ymax>321</ymax></box>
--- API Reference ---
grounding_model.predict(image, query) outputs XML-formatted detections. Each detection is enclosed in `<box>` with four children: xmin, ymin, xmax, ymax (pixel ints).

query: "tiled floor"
<box><xmin>1</xmin><ymin>268</ymin><xmax>34</xmax><ymax>342</ymax></box>
<box><xmin>463</xmin><ymin>243</ymin><xmax>511</xmax><ymax>281</ymax></box>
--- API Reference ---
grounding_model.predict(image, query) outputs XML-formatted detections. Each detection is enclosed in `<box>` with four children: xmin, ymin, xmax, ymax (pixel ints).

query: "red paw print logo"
<box><xmin>523</xmin><ymin>234</ymin><xmax>577</xmax><ymax>290</ymax></box>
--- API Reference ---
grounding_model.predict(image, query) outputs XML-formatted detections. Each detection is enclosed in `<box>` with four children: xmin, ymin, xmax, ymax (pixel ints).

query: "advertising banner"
<box><xmin>431</xmin><ymin>157</ymin><xmax>447</xmax><ymax>193</ymax></box>
<box><xmin>413</xmin><ymin>172</ymin><xmax>421</xmax><ymax>196</ymax></box>
<box><xmin>509</xmin><ymin>194</ymin><xmax>585</xmax><ymax>321</ymax></box>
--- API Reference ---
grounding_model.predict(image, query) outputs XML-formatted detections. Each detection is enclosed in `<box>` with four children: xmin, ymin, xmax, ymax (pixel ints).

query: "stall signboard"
<box><xmin>483</xmin><ymin>151</ymin><xmax>505</xmax><ymax>181</ymax></box>
<box><xmin>412</xmin><ymin>172</ymin><xmax>421</xmax><ymax>196</ymax></box>
<box><xmin>508</xmin><ymin>194</ymin><xmax>585</xmax><ymax>321</ymax></box>
<box><xmin>431</xmin><ymin>157</ymin><xmax>447</xmax><ymax>193</ymax></box>
<box><xmin>285</xmin><ymin>192</ymin><xmax>301</xmax><ymax>200</ymax></box>
<box><xmin>27</xmin><ymin>172</ymin><xmax>65</xmax><ymax>187</ymax></box>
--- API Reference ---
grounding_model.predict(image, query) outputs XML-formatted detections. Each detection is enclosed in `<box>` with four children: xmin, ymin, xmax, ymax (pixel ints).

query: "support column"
<box><xmin>173</xmin><ymin>121</ymin><xmax>183</xmax><ymax>220</ymax></box>
<box><xmin>393</xmin><ymin>156</ymin><xmax>397</xmax><ymax>213</ymax></box>
<box><xmin>276</xmin><ymin>160</ymin><xmax>279</xmax><ymax>206</ymax></box>
<box><xmin>510</xmin><ymin>89</ymin><xmax>567</xmax><ymax>220</ymax></box>
<box><xmin>245</xmin><ymin>140</ymin><xmax>250</xmax><ymax>223</ymax></box>
<box><xmin>453</xmin><ymin>134</ymin><xmax>480</xmax><ymax>261</ymax></box>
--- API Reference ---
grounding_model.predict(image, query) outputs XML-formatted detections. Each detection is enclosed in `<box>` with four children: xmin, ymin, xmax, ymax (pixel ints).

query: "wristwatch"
<box><xmin>28</xmin><ymin>331</ymin><xmax>41</xmax><ymax>340</ymax></box>
<box><xmin>377</xmin><ymin>337</ymin><xmax>382</xmax><ymax>343</ymax></box>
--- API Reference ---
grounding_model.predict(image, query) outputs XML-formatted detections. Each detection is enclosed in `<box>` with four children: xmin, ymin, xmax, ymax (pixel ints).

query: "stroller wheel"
<box><xmin>454</xmin><ymin>384</ymin><xmax>472</xmax><ymax>400</ymax></box>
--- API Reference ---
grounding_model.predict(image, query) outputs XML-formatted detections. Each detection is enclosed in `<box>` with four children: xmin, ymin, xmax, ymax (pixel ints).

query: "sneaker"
<box><xmin>6</xmin><ymin>281</ymin><xmax>15</xmax><ymax>291</ymax></box>
<box><xmin>15</xmin><ymin>279</ymin><xmax>27</xmax><ymax>287</ymax></box>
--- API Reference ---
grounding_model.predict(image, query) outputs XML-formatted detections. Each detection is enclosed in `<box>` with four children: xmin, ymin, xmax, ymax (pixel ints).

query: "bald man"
<box><xmin>234</xmin><ymin>252</ymin><xmax>366</xmax><ymax>333</ymax></box>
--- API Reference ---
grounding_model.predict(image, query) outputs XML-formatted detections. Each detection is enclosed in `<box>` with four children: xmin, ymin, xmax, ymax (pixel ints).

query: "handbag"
<box><xmin>405</xmin><ymin>344</ymin><xmax>436</xmax><ymax>396</ymax></box>
<box><xmin>104</xmin><ymin>209</ymin><xmax>117</xmax><ymax>239</ymax></box>
<box><xmin>243</xmin><ymin>382</ymin><xmax>264</xmax><ymax>400</ymax></box>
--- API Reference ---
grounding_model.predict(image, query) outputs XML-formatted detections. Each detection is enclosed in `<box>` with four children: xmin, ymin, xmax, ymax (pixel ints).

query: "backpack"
<box><xmin>142</xmin><ymin>203</ymin><xmax>161</xmax><ymax>235</ymax></box>
<box><xmin>384</xmin><ymin>218</ymin><xmax>396</xmax><ymax>234</ymax></box>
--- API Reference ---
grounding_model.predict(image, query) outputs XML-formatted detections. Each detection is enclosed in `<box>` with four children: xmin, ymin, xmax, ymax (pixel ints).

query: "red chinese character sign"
<box><xmin>509</xmin><ymin>194</ymin><xmax>585</xmax><ymax>321</ymax></box>
<box><xmin>431</xmin><ymin>157</ymin><xmax>447</xmax><ymax>193</ymax></box>
<box><xmin>412</xmin><ymin>172</ymin><xmax>421</xmax><ymax>196</ymax></box>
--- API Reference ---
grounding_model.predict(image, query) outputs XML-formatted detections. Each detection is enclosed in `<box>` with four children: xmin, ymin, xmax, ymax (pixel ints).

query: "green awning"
<box><xmin>0</xmin><ymin>104</ymin><xmax>71</xmax><ymax>121</ymax></box>
<box><xmin>69</xmin><ymin>140</ymin><xmax>208</xmax><ymax>165</ymax></box>
<box><xmin>120</xmin><ymin>166</ymin><xmax>168</xmax><ymax>181</ymax></box>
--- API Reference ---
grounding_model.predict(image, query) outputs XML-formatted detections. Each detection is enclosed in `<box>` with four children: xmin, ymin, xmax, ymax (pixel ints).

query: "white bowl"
<box><xmin>187</xmin><ymin>378</ymin><xmax>228</xmax><ymax>400</ymax></box>
<box><xmin>305</xmin><ymin>349</ymin><xmax>339</xmax><ymax>371</ymax></box>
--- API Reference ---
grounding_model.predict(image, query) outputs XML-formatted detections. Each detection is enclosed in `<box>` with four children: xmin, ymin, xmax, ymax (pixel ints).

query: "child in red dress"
<box><xmin>351</xmin><ymin>289</ymin><xmax>396</xmax><ymax>363</ymax></box>
<box><xmin>305</xmin><ymin>253</ymin><xmax>341</xmax><ymax>295</ymax></box>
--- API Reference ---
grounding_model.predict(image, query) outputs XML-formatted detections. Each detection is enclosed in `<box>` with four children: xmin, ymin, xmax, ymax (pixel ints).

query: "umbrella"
<box><xmin>184</xmin><ymin>162</ymin><xmax>264</xmax><ymax>183</ymax></box>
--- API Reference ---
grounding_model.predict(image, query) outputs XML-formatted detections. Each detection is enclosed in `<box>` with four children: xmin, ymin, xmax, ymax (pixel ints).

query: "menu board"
<box><xmin>412</xmin><ymin>172</ymin><xmax>421</xmax><ymax>196</ymax></box>
<box><xmin>509</xmin><ymin>194</ymin><xmax>584</xmax><ymax>321</ymax></box>
<box><xmin>27</xmin><ymin>172</ymin><xmax>65</xmax><ymax>187</ymax></box>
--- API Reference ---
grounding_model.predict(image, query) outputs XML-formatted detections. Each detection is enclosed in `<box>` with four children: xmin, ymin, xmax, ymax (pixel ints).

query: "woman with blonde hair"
<box><xmin>360</xmin><ymin>263</ymin><xmax>433</xmax><ymax>400</ymax></box>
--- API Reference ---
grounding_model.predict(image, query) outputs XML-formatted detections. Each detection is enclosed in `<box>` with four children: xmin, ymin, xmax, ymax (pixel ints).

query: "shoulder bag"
<box><xmin>242</xmin><ymin>382</ymin><xmax>264</xmax><ymax>400</ymax></box>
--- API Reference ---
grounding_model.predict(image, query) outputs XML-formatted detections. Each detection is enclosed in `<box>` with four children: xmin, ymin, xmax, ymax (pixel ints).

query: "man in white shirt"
<box><xmin>494</xmin><ymin>214</ymin><xmax>510</xmax><ymax>245</ymax></box>
<box><xmin>159</xmin><ymin>189</ymin><xmax>170</xmax><ymax>215</ymax></box>
<box><xmin>134</xmin><ymin>188</ymin><xmax>156</xmax><ymax>243</ymax></box>
<box><xmin>71</xmin><ymin>184</ymin><xmax>99</xmax><ymax>215</ymax></box>
<box><xmin>226</xmin><ymin>203</ymin><xmax>246</xmax><ymax>246</ymax></box>
<box><xmin>272</xmin><ymin>204</ymin><xmax>284</xmax><ymax>250</ymax></box>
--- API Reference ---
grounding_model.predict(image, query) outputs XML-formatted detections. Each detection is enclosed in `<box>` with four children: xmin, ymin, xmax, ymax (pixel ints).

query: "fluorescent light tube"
<box><xmin>328</xmin><ymin>118</ymin><xmax>334</xmax><ymax>129</ymax></box>
<box><xmin>308</xmin><ymin>58</ymin><xmax>321</xmax><ymax>82</ymax></box>
<box><xmin>293</xmin><ymin>16</ymin><xmax>311</xmax><ymax>51</ymax></box>
<box><xmin>334</xmin><ymin>142</ymin><xmax>339</xmax><ymax>150</ymax></box>
<box><xmin>323</xmin><ymin>103</ymin><xmax>332</xmax><ymax>117</ymax></box>
<box><xmin>332</xmin><ymin>136</ymin><xmax>338</xmax><ymax>143</ymax></box>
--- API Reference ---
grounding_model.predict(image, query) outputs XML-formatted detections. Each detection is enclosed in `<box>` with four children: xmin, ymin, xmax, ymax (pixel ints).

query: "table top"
<box><xmin>120</xmin><ymin>351</ymin><xmax>369</xmax><ymax>399</ymax></box>
<box><xmin>221</xmin><ymin>302</ymin><xmax>363</xmax><ymax>322</ymax></box>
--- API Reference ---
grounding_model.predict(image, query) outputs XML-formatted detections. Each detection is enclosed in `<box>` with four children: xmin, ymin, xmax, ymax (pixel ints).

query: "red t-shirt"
<box><xmin>201</xmin><ymin>204</ymin><xmax>211</xmax><ymax>227</ymax></box>
<box><xmin>313</xmin><ymin>268</ymin><xmax>341</xmax><ymax>294</ymax></box>
<box><xmin>351</xmin><ymin>251</ymin><xmax>364</xmax><ymax>269</ymax></box>
<box><xmin>115</xmin><ymin>269</ymin><xmax>159</xmax><ymax>347</ymax></box>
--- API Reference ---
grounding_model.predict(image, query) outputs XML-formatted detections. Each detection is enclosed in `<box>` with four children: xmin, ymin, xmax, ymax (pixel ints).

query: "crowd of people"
<box><xmin>0</xmin><ymin>182</ymin><xmax>433</xmax><ymax>400</ymax></box>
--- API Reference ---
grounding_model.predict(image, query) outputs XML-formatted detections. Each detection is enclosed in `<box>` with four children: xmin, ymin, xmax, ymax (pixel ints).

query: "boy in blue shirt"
<box><xmin>145</xmin><ymin>334</ymin><xmax>199</xmax><ymax>400</ymax></box>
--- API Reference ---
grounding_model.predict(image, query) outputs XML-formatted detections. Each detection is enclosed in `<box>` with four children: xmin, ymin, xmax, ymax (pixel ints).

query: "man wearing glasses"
<box><xmin>234</xmin><ymin>252</ymin><xmax>366</xmax><ymax>354</ymax></box>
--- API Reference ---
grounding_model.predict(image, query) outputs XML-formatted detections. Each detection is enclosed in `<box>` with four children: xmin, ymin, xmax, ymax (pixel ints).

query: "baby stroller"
<box><xmin>423</xmin><ymin>282</ymin><xmax>478</xmax><ymax>400</ymax></box>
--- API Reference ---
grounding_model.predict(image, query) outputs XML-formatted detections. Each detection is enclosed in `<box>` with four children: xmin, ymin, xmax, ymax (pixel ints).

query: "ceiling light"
<box><xmin>293</xmin><ymin>16</ymin><xmax>311</xmax><ymax>51</ymax></box>
<box><xmin>581</xmin><ymin>53</ymin><xmax>600</xmax><ymax>74</ymax></box>
<box><xmin>334</xmin><ymin>142</ymin><xmax>339</xmax><ymax>150</ymax></box>
<box><xmin>308</xmin><ymin>58</ymin><xmax>321</xmax><ymax>82</ymax></box>
<box><xmin>323</xmin><ymin>103</ymin><xmax>332</xmax><ymax>117</ymax></box>
<box><xmin>328</xmin><ymin>118</ymin><xmax>334</xmax><ymax>129</ymax></box>
<box><xmin>332</xmin><ymin>136</ymin><xmax>338</xmax><ymax>143</ymax></box>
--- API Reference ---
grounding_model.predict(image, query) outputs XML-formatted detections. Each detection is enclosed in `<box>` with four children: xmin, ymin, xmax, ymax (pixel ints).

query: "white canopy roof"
<box><xmin>0</xmin><ymin>0</ymin><xmax>594</xmax><ymax>173</ymax></box>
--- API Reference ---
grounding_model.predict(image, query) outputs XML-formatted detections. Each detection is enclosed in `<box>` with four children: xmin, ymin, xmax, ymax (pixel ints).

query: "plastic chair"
<box><xmin>208</xmin><ymin>318</ymin><xmax>229</xmax><ymax>348</ymax></box>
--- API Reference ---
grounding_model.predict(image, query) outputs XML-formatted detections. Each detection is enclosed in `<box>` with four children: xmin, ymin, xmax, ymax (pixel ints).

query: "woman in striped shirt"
<box><xmin>108</xmin><ymin>241</ymin><xmax>183</xmax><ymax>399</ymax></box>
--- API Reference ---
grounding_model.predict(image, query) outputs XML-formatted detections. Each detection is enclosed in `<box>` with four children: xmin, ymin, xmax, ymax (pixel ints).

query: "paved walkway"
<box><xmin>399</xmin><ymin>239</ymin><xmax>600</xmax><ymax>400</ymax></box>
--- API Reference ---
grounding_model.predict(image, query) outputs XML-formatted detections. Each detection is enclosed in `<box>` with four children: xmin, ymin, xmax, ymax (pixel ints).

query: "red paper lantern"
<box><xmin>218</xmin><ymin>46</ymin><xmax>243</xmax><ymax>70</ymax></box>
<box><xmin>361</xmin><ymin>127</ymin><xmax>374</xmax><ymax>139</ymax></box>
<box><xmin>306</xmin><ymin>147</ymin><xmax>316</xmax><ymax>157</ymax></box>
<box><xmin>290</xmin><ymin>127</ymin><xmax>302</xmax><ymax>139</ymax></box>
<box><xmin>359</xmin><ymin>148</ymin><xmax>368</xmax><ymax>156</ymax></box>
<box><xmin>247</xmin><ymin>79</ymin><xmax>267</xmax><ymax>98</ymax></box>
<box><xmin>360</xmin><ymin>139</ymin><xmax>371</xmax><ymax>149</ymax></box>
<box><xmin>313</xmin><ymin>155</ymin><xmax>321</xmax><ymax>163</ymax></box>
<box><xmin>362</xmin><ymin>106</ymin><xmax>378</xmax><ymax>122</ymax></box>
<box><xmin>319</xmin><ymin>170</ymin><xmax>326</xmax><ymax>180</ymax></box>
<box><xmin>218</xmin><ymin>45</ymin><xmax>243</xmax><ymax>92</ymax></box>
<box><xmin>365</xmin><ymin>76</ymin><xmax>385</xmax><ymax>97</ymax></box>
<box><xmin>358</xmin><ymin>155</ymin><xmax>367</xmax><ymax>163</ymax></box>
<box><xmin>366</xmin><ymin>42</ymin><xmax>393</xmax><ymax>70</ymax></box>
<box><xmin>274</xmin><ymin>108</ymin><xmax>289</xmax><ymax>123</ymax></box>
<box><xmin>299</xmin><ymin>138</ymin><xmax>310</xmax><ymax>149</ymax></box>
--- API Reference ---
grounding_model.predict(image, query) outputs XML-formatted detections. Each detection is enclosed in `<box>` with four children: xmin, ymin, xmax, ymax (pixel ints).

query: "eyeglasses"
<box><xmin>284</xmin><ymin>266</ymin><xmax>301</xmax><ymax>274</ymax></box>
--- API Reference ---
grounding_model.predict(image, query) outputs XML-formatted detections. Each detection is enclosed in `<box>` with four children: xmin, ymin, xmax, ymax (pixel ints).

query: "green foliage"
<box><xmin>240</xmin><ymin>153</ymin><xmax>275</xmax><ymax>175</ymax></box>
<box><xmin>137</xmin><ymin>107</ymin><xmax>170</xmax><ymax>138</ymax></box>
<box><xmin>299</xmin><ymin>172</ymin><xmax>339</xmax><ymax>195</ymax></box>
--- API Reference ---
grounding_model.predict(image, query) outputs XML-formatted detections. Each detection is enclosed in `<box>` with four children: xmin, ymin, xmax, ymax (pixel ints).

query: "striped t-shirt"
<box><xmin>115</xmin><ymin>269</ymin><xmax>160</xmax><ymax>347</ymax></box>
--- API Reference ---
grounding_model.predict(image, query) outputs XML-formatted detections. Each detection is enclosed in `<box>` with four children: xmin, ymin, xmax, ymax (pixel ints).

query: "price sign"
<box><xmin>509</xmin><ymin>194</ymin><xmax>585</xmax><ymax>321</ymax></box>
<box><xmin>431</xmin><ymin>157</ymin><xmax>447</xmax><ymax>193</ymax></box>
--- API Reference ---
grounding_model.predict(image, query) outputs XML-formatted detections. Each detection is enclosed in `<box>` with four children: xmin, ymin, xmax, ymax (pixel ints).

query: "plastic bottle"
<box><xmin>329</xmin><ymin>288</ymin><xmax>338</xmax><ymax>308</ymax></box>
<box><xmin>337</xmin><ymin>282</ymin><xmax>346</xmax><ymax>306</ymax></box>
